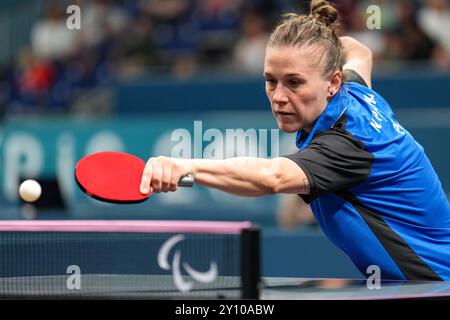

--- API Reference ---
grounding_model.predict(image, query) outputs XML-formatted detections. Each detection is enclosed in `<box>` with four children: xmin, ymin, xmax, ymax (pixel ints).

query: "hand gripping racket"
<box><xmin>75</xmin><ymin>151</ymin><xmax>194</xmax><ymax>204</ymax></box>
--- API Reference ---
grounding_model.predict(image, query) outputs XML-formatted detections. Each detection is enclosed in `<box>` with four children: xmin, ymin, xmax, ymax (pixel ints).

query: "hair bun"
<box><xmin>310</xmin><ymin>0</ymin><xmax>338</xmax><ymax>27</ymax></box>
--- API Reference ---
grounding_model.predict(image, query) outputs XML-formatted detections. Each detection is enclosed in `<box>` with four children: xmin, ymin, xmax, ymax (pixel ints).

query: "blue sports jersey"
<box><xmin>284</xmin><ymin>73</ymin><xmax>450</xmax><ymax>281</ymax></box>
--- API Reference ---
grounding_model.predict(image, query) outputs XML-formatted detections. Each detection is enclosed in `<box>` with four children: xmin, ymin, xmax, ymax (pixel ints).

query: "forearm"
<box><xmin>186</xmin><ymin>157</ymin><xmax>308</xmax><ymax>197</ymax></box>
<box><xmin>186</xmin><ymin>157</ymin><xmax>278</xmax><ymax>196</ymax></box>
<box><xmin>340</xmin><ymin>36</ymin><xmax>373</xmax><ymax>87</ymax></box>
<box><xmin>341</xmin><ymin>36</ymin><xmax>373</xmax><ymax>64</ymax></box>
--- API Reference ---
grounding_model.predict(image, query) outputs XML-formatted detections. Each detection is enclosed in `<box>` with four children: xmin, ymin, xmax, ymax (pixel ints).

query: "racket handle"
<box><xmin>178</xmin><ymin>173</ymin><xmax>195</xmax><ymax>187</ymax></box>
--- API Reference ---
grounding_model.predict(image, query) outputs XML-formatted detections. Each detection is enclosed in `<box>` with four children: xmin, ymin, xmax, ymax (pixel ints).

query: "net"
<box><xmin>0</xmin><ymin>220</ymin><xmax>260</xmax><ymax>299</ymax></box>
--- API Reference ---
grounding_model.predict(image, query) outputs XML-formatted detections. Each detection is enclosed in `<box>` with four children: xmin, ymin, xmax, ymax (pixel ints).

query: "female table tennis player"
<box><xmin>140</xmin><ymin>0</ymin><xmax>450</xmax><ymax>281</ymax></box>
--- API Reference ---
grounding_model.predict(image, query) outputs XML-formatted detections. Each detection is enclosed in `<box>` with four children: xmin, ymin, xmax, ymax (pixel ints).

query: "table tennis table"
<box><xmin>261</xmin><ymin>277</ymin><xmax>450</xmax><ymax>300</ymax></box>
<box><xmin>1</xmin><ymin>220</ymin><xmax>450</xmax><ymax>300</ymax></box>
<box><xmin>1</xmin><ymin>274</ymin><xmax>450</xmax><ymax>300</ymax></box>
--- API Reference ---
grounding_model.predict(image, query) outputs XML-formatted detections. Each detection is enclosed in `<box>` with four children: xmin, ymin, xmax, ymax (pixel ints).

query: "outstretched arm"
<box><xmin>340</xmin><ymin>36</ymin><xmax>373</xmax><ymax>88</ymax></box>
<box><xmin>139</xmin><ymin>156</ymin><xmax>310</xmax><ymax>197</ymax></box>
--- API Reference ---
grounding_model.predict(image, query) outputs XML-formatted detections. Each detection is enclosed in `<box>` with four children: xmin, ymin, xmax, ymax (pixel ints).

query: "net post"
<box><xmin>240</xmin><ymin>225</ymin><xmax>261</xmax><ymax>299</ymax></box>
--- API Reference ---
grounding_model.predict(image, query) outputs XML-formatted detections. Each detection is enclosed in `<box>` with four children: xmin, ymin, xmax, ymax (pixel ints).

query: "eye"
<box><xmin>265</xmin><ymin>78</ymin><xmax>277</xmax><ymax>88</ymax></box>
<box><xmin>287</xmin><ymin>79</ymin><xmax>303</xmax><ymax>88</ymax></box>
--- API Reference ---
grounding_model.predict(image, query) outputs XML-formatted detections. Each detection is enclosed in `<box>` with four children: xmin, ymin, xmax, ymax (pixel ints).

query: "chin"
<box><xmin>277</xmin><ymin>121</ymin><xmax>300</xmax><ymax>133</ymax></box>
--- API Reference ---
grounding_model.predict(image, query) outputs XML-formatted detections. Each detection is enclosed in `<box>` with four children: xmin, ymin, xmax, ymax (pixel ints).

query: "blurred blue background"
<box><xmin>0</xmin><ymin>0</ymin><xmax>449</xmax><ymax>279</ymax></box>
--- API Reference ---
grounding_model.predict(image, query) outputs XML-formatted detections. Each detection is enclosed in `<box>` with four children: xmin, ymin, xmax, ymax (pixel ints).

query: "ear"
<box><xmin>328</xmin><ymin>70</ymin><xmax>342</xmax><ymax>96</ymax></box>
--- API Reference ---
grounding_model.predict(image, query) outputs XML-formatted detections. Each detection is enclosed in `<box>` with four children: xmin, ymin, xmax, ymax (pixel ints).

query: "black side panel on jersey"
<box><xmin>338</xmin><ymin>192</ymin><xmax>443</xmax><ymax>281</ymax></box>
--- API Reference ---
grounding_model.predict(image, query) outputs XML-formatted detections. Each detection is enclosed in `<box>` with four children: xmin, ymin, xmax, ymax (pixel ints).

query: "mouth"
<box><xmin>275</xmin><ymin>111</ymin><xmax>296</xmax><ymax>117</ymax></box>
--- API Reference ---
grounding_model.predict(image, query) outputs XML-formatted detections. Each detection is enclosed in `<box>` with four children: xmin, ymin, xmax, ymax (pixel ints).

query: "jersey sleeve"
<box><xmin>343</xmin><ymin>69</ymin><xmax>368</xmax><ymax>87</ymax></box>
<box><xmin>283</xmin><ymin>130</ymin><xmax>374</xmax><ymax>203</ymax></box>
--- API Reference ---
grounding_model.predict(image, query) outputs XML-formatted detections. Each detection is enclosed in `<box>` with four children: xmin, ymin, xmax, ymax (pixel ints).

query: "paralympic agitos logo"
<box><xmin>157</xmin><ymin>235</ymin><xmax>218</xmax><ymax>292</ymax></box>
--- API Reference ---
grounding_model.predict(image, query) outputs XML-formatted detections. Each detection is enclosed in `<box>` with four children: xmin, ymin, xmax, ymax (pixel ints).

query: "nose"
<box><xmin>272</xmin><ymin>84</ymin><xmax>289</xmax><ymax>104</ymax></box>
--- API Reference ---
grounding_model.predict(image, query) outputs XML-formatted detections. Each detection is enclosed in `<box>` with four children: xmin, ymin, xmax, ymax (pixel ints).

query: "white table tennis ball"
<box><xmin>19</xmin><ymin>179</ymin><xmax>42</xmax><ymax>202</ymax></box>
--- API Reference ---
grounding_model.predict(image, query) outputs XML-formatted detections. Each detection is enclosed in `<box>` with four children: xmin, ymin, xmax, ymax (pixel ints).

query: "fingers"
<box><xmin>140</xmin><ymin>156</ymin><xmax>185</xmax><ymax>194</ymax></box>
<box><xmin>140</xmin><ymin>157</ymin><xmax>154</xmax><ymax>195</ymax></box>
<box><xmin>151</xmin><ymin>158</ymin><xmax>164</xmax><ymax>193</ymax></box>
<box><xmin>161</xmin><ymin>161</ymin><xmax>172</xmax><ymax>193</ymax></box>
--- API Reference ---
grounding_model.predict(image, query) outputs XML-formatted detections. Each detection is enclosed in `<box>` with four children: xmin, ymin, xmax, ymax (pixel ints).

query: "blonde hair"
<box><xmin>267</xmin><ymin>0</ymin><xmax>343</xmax><ymax>78</ymax></box>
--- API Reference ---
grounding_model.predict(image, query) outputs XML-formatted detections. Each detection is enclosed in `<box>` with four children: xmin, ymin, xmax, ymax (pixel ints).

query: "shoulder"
<box><xmin>284</xmin><ymin>126</ymin><xmax>374</xmax><ymax>202</ymax></box>
<box><xmin>311</xmin><ymin>124</ymin><xmax>369</xmax><ymax>153</ymax></box>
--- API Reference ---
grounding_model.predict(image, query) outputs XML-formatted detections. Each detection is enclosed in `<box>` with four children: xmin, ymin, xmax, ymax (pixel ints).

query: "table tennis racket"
<box><xmin>75</xmin><ymin>151</ymin><xmax>194</xmax><ymax>204</ymax></box>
